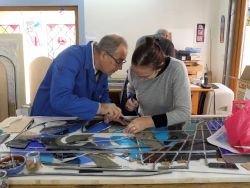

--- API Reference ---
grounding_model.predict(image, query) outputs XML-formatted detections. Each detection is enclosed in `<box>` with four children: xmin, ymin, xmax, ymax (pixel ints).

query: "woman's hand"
<box><xmin>125</xmin><ymin>98</ymin><xmax>139</xmax><ymax>112</ymax></box>
<box><xmin>124</xmin><ymin>116</ymin><xmax>154</xmax><ymax>134</ymax></box>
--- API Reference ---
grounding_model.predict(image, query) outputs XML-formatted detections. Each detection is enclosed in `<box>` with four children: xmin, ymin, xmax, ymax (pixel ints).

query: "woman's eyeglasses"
<box><xmin>105</xmin><ymin>51</ymin><xmax>126</xmax><ymax>65</ymax></box>
<box><xmin>137</xmin><ymin>70</ymin><xmax>159</xmax><ymax>80</ymax></box>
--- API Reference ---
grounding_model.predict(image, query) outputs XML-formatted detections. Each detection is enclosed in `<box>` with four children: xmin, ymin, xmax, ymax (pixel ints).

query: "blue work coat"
<box><xmin>31</xmin><ymin>42</ymin><xmax>110</xmax><ymax>120</ymax></box>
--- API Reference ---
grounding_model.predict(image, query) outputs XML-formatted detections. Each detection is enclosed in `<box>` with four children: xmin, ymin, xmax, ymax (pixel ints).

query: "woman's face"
<box><xmin>131</xmin><ymin>65</ymin><xmax>159</xmax><ymax>80</ymax></box>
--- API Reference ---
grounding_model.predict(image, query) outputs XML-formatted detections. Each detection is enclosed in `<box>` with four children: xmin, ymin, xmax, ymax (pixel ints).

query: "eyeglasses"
<box><xmin>133</xmin><ymin>68</ymin><xmax>161</xmax><ymax>80</ymax></box>
<box><xmin>105</xmin><ymin>51</ymin><xmax>126</xmax><ymax>65</ymax></box>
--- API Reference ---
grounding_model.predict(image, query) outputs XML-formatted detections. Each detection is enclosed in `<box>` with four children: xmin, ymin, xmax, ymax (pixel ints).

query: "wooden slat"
<box><xmin>229</xmin><ymin>0</ymin><xmax>247</xmax><ymax>95</ymax></box>
<box><xmin>9</xmin><ymin>183</ymin><xmax>250</xmax><ymax>188</ymax></box>
<box><xmin>0</xmin><ymin>63</ymin><xmax>8</xmax><ymax>121</ymax></box>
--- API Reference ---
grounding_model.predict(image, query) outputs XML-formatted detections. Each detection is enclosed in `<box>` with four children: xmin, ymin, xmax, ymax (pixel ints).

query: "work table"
<box><xmin>8</xmin><ymin>160</ymin><xmax>250</xmax><ymax>186</ymax></box>
<box><xmin>0</xmin><ymin>115</ymin><xmax>250</xmax><ymax>188</ymax></box>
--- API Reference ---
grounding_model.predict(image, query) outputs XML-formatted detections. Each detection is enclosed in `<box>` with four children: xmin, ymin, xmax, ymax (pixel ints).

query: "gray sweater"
<box><xmin>127</xmin><ymin>57</ymin><xmax>191</xmax><ymax>126</ymax></box>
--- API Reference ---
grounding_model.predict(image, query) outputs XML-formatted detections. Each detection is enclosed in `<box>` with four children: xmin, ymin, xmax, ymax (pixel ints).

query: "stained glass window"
<box><xmin>46</xmin><ymin>24</ymin><xmax>75</xmax><ymax>58</ymax></box>
<box><xmin>0</xmin><ymin>24</ymin><xmax>20</xmax><ymax>33</ymax></box>
<box><xmin>0</xmin><ymin>11</ymin><xmax>76</xmax><ymax>103</ymax></box>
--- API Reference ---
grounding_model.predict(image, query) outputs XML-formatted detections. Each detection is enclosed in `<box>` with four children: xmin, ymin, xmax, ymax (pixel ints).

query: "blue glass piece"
<box><xmin>65</xmin><ymin>154</ymin><xmax>93</xmax><ymax>164</ymax></box>
<box><xmin>78</xmin><ymin>154</ymin><xmax>93</xmax><ymax>164</ymax></box>
<box><xmin>93</xmin><ymin>137</ymin><xmax>112</xmax><ymax>146</ymax></box>
<box><xmin>92</xmin><ymin>136</ymin><xmax>123</xmax><ymax>156</ymax></box>
<box><xmin>40</xmin><ymin>153</ymin><xmax>54</xmax><ymax>163</ymax></box>
<box><xmin>40</xmin><ymin>124</ymin><xmax>82</xmax><ymax>135</ymax></box>
<box><xmin>11</xmin><ymin>140</ymin><xmax>45</xmax><ymax>153</ymax></box>
<box><xmin>85</xmin><ymin>122</ymin><xmax>111</xmax><ymax>133</ymax></box>
<box><xmin>67</xmin><ymin>124</ymin><xmax>82</xmax><ymax>133</ymax></box>
<box><xmin>25</xmin><ymin>141</ymin><xmax>46</xmax><ymax>151</ymax></box>
<box><xmin>11</xmin><ymin>141</ymin><xmax>54</xmax><ymax>164</ymax></box>
<box><xmin>150</xmin><ymin>127</ymin><xmax>169</xmax><ymax>144</ymax></box>
<box><xmin>111</xmin><ymin>136</ymin><xmax>149</xmax><ymax>160</ymax></box>
<box><xmin>219</xmin><ymin>147</ymin><xmax>233</xmax><ymax>154</ymax></box>
<box><xmin>207</xmin><ymin>120</ymin><xmax>224</xmax><ymax>133</ymax></box>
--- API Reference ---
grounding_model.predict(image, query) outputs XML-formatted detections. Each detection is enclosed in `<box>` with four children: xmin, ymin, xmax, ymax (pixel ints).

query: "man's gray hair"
<box><xmin>96</xmin><ymin>34</ymin><xmax>127</xmax><ymax>55</ymax></box>
<box><xmin>156</xmin><ymin>29</ymin><xmax>168</xmax><ymax>37</ymax></box>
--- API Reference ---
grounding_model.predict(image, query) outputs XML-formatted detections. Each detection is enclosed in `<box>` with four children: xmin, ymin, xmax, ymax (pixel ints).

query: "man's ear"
<box><xmin>101</xmin><ymin>50</ymin><xmax>107</xmax><ymax>59</ymax></box>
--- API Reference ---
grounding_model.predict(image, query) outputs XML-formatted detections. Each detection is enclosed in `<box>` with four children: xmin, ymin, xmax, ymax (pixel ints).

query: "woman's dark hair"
<box><xmin>132</xmin><ymin>37</ymin><xmax>165</xmax><ymax>70</ymax></box>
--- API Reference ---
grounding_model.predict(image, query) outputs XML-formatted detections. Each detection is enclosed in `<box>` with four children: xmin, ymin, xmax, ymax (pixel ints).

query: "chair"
<box><xmin>29</xmin><ymin>56</ymin><xmax>52</xmax><ymax>104</ymax></box>
<box><xmin>16</xmin><ymin>56</ymin><xmax>52</xmax><ymax>116</ymax></box>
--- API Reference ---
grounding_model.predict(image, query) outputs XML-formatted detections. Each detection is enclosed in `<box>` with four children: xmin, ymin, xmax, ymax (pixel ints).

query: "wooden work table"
<box><xmin>8</xmin><ymin>178</ymin><xmax>250</xmax><ymax>188</ymax></box>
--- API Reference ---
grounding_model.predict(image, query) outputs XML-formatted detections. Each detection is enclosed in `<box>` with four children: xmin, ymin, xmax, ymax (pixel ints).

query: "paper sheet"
<box><xmin>0</xmin><ymin>116</ymin><xmax>34</xmax><ymax>133</ymax></box>
<box><xmin>207</xmin><ymin>126</ymin><xmax>239</xmax><ymax>154</ymax></box>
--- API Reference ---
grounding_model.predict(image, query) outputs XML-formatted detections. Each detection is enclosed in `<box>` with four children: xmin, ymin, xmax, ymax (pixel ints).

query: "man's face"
<box><xmin>101</xmin><ymin>44</ymin><xmax>128</xmax><ymax>75</ymax></box>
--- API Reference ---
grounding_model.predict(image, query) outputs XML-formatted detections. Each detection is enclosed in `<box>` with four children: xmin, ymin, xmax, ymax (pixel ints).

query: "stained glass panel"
<box><xmin>46</xmin><ymin>24</ymin><xmax>76</xmax><ymax>58</ymax></box>
<box><xmin>0</xmin><ymin>24</ymin><xmax>20</xmax><ymax>33</ymax></box>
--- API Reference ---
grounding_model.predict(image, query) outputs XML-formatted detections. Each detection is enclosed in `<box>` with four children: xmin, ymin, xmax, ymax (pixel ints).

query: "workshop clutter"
<box><xmin>0</xmin><ymin>155</ymin><xmax>26</xmax><ymax>175</ymax></box>
<box><xmin>26</xmin><ymin>151</ymin><xmax>41</xmax><ymax>173</ymax></box>
<box><xmin>224</xmin><ymin>100</ymin><xmax>250</xmax><ymax>153</ymax></box>
<box><xmin>236</xmin><ymin>65</ymin><xmax>250</xmax><ymax>100</ymax></box>
<box><xmin>0</xmin><ymin>152</ymin><xmax>41</xmax><ymax>175</ymax></box>
<box><xmin>0</xmin><ymin>170</ymin><xmax>8</xmax><ymax>188</ymax></box>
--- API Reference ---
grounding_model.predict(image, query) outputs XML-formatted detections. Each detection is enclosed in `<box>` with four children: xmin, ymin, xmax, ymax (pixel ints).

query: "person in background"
<box><xmin>156</xmin><ymin>28</ymin><xmax>171</xmax><ymax>41</ymax></box>
<box><xmin>31</xmin><ymin>34</ymin><xmax>128</xmax><ymax>123</ymax></box>
<box><xmin>124</xmin><ymin>37</ymin><xmax>191</xmax><ymax>134</ymax></box>
<box><xmin>136</xmin><ymin>29</ymin><xmax>176</xmax><ymax>57</ymax></box>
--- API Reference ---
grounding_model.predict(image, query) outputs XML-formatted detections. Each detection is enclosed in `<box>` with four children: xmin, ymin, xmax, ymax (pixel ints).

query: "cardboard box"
<box><xmin>236</xmin><ymin>65</ymin><xmax>250</xmax><ymax>100</ymax></box>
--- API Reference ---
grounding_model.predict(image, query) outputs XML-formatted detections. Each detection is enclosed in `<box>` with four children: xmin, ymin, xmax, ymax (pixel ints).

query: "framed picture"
<box><xmin>196</xmin><ymin>23</ymin><xmax>205</xmax><ymax>42</ymax></box>
<box><xmin>247</xmin><ymin>7</ymin><xmax>250</xmax><ymax>26</ymax></box>
<box><xmin>220</xmin><ymin>15</ymin><xmax>225</xmax><ymax>43</ymax></box>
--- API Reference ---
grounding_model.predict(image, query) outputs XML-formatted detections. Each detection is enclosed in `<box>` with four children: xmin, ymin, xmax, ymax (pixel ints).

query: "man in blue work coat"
<box><xmin>31</xmin><ymin>34</ymin><xmax>128</xmax><ymax>122</ymax></box>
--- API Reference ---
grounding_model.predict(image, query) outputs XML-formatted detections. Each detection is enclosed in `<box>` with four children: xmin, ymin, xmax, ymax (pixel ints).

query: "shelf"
<box><xmin>184</xmin><ymin>61</ymin><xmax>203</xmax><ymax>81</ymax></box>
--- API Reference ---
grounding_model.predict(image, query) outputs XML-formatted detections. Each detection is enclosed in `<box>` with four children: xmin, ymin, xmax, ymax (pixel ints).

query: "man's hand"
<box><xmin>125</xmin><ymin>98</ymin><xmax>139</xmax><ymax>112</ymax></box>
<box><xmin>104</xmin><ymin>116</ymin><xmax>130</xmax><ymax>126</ymax></box>
<box><xmin>99</xmin><ymin>103</ymin><xmax>122</xmax><ymax>120</ymax></box>
<box><xmin>124</xmin><ymin>117</ymin><xmax>154</xmax><ymax>134</ymax></box>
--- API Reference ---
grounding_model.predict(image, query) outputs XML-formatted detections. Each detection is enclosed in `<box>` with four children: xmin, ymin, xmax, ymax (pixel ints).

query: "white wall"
<box><xmin>209</xmin><ymin>0</ymin><xmax>229</xmax><ymax>83</ymax></box>
<box><xmin>0</xmin><ymin>0</ymin><xmax>229</xmax><ymax>81</ymax></box>
<box><xmin>84</xmin><ymin>0</ymin><xmax>229</xmax><ymax>80</ymax></box>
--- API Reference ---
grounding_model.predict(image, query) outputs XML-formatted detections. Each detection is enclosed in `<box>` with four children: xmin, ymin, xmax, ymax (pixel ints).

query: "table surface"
<box><xmin>1</xmin><ymin>115</ymin><xmax>250</xmax><ymax>187</ymax></box>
